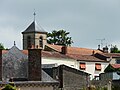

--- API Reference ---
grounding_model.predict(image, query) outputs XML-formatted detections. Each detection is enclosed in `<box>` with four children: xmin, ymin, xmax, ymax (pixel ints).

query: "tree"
<box><xmin>110</xmin><ymin>45</ymin><xmax>120</xmax><ymax>53</ymax></box>
<box><xmin>0</xmin><ymin>43</ymin><xmax>5</xmax><ymax>49</ymax></box>
<box><xmin>47</xmin><ymin>30</ymin><xmax>73</xmax><ymax>46</ymax></box>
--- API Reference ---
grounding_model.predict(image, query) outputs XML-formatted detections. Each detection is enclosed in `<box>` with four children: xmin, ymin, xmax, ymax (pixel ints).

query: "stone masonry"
<box><xmin>28</xmin><ymin>49</ymin><xmax>42</xmax><ymax>81</ymax></box>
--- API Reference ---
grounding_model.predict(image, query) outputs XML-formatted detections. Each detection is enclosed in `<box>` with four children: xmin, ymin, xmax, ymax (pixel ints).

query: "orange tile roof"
<box><xmin>42</xmin><ymin>51</ymin><xmax>71</xmax><ymax>59</ymax></box>
<box><xmin>111</xmin><ymin>64</ymin><xmax>120</xmax><ymax>69</ymax></box>
<box><xmin>98</xmin><ymin>53</ymin><xmax>120</xmax><ymax>58</ymax></box>
<box><xmin>1</xmin><ymin>44</ymin><xmax>105</xmax><ymax>62</ymax></box>
<box><xmin>67</xmin><ymin>54</ymin><xmax>106</xmax><ymax>62</ymax></box>
<box><xmin>46</xmin><ymin>44</ymin><xmax>103</xmax><ymax>55</ymax></box>
<box><xmin>22</xmin><ymin>50</ymin><xmax>71</xmax><ymax>59</ymax></box>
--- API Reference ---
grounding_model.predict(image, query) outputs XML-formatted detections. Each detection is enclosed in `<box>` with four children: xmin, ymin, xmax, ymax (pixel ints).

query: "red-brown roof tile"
<box><xmin>46</xmin><ymin>44</ymin><xmax>103</xmax><ymax>55</ymax></box>
<box><xmin>111</xmin><ymin>64</ymin><xmax>120</xmax><ymax>69</ymax></box>
<box><xmin>96</xmin><ymin>53</ymin><xmax>120</xmax><ymax>58</ymax></box>
<box><xmin>42</xmin><ymin>51</ymin><xmax>72</xmax><ymax>59</ymax></box>
<box><xmin>67</xmin><ymin>54</ymin><xmax>107</xmax><ymax>62</ymax></box>
<box><xmin>22</xmin><ymin>50</ymin><xmax>71</xmax><ymax>59</ymax></box>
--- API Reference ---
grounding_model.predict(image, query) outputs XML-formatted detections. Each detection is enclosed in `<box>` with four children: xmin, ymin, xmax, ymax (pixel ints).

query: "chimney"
<box><xmin>28</xmin><ymin>48</ymin><xmax>42</xmax><ymax>81</ymax></box>
<box><xmin>103</xmin><ymin>46</ymin><xmax>108</xmax><ymax>53</ymax></box>
<box><xmin>61</xmin><ymin>46</ymin><xmax>67</xmax><ymax>54</ymax></box>
<box><xmin>92</xmin><ymin>50</ymin><xmax>95</xmax><ymax>55</ymax></box>
<box><xmin>0</xmin><ymin>49</ymin><xmax>2</xmax><ymax>80</ymax></box>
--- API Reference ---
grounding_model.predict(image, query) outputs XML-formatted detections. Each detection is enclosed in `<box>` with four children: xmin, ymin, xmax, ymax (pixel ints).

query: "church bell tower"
<box><xmin>22</xmin><ymin>13</ymin><xmax>47</xmax><ymax>50</ymax></box>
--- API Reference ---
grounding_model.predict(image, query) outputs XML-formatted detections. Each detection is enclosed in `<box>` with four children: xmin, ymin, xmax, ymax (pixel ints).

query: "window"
<box><xmin>116</xmin><ymin>59</ymin><xmax>120</xmax><ymax>64</ymax></box>
<box><xmin>27</xmin><ymin>36</ymin><xmax>31</xmax><ymax>49</ymax></box>
<box><xmin>95</xmin><ymin>63</ymin><xmax>101</xmax><ymax>71</ymax></box>
<box><xmin>39</xmin><ymin>36</ymin><xmax>43</xmax><ymax>48</ymax></box>
<box><xmin>80</xmin><ymin>63</ymin><xmax>86</xmax><ymax>70</ymax></box>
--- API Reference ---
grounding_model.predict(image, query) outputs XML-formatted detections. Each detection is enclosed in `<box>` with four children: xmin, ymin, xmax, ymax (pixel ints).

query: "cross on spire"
<box><xmin>33</xmin><ymin>10</ymin><xmax>36</xmax><ymax>21</ymax></box>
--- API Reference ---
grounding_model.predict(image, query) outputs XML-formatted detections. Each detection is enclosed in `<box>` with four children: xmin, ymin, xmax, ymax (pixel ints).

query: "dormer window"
<box><xmin>39</xmin><ymin>36</ymin><xmax>43</xmax><ymax>48</ymax></box>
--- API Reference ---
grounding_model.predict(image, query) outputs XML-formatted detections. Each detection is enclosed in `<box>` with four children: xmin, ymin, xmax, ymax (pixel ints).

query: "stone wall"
<box><xmin>28</xmin><ymin>49</ymin><xmax>42</xmax><ymax>81</ymax></box>
<box><xmin>53</xmin><ymin>65</ymin><xmax>89</xmax><ymax>90</ymax></box>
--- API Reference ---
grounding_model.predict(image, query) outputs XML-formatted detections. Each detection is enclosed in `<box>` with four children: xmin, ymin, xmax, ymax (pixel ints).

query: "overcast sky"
<box><xmin>0</xmin><ymin>0</ymin><xmax>120</xmax><ymax>50</ymax></box>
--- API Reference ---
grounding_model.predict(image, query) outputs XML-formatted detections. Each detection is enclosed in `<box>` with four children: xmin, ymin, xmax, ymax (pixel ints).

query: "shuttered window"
<box><xmin>80</xmin><ymin>63</ymin><xmax>86</xmax><ymax>70</ymax></box>
<box><xmin>95</xmin><ymin>63</ymin><xmax>101</xmax><ymax>71</ymax></box>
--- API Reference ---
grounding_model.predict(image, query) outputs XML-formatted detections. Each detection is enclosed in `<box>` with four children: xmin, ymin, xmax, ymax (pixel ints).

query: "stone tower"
<box><xmin>22</xmin><ymin>20</ymin><xmax>47</xmax><ymax>50</ymax></box>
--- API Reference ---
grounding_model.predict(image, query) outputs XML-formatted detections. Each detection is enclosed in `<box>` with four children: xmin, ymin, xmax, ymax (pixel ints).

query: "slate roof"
<box><xmin>46</xmin><ymin>44</ymin><xmax>103</xmax><ymax>55</ymax></box>
<box><xmin>22</xmin><ymin>21</ymin><xmax>47</xmax><ymax>34</ymax></box>
<box><xmin>2</xmin><ymin>45</ymin><xmax>28</xmax><ymax>80</ymax></box>
<box><xmin>42</xmin><ymin>70</ymin><xmax>57</xmax><ymax>82</ymax></box>
<box><xmin>2</xmin><ymin>45</ymin><xmax>28</xmax><ymax>59</ymax></box>
<box><xmin>2</xmin><ymin>46</ymin><xmax>58</xmax><ymax>83</ymax></box>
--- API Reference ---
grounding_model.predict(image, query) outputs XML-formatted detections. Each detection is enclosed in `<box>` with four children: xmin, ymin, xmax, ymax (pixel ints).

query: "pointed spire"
<box><xmin>14</xmin><ymin>41</ymin><xmax>16</xmax><ymax>46</ymax></box>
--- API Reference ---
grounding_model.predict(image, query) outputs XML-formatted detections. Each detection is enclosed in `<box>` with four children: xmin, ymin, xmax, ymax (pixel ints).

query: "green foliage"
<box><xmin>2</xmin><ymin>84</ymin><xmax>16</xmax><ymax>90</ymax></box>
<box><xmin>0</xmin><ymin>43</ymin><xmax>5</xmax><ymax>49</ymax></box>
<box><xmin>47</xmin><ymin>30</ymin><xmax>73</xmax><ymax>46</ymax></box>
<box><xmin>112</xmin><ymin>86</ymin><xmax>120</xmax><ymax>90</ymax></box>
<box><xmin>104</xmin><ymin>64</ymin><xmax>120</xmax><ymax>72</ymax></box>
<box><xmin>110</xmin><ymin>45</ymin><xmax>120</xmax><ymax>53</ymax></box>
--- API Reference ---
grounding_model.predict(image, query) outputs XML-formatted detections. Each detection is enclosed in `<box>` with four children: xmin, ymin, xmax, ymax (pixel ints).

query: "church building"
<box><xmin>22</xmin><ymin>20</ymin><xmax>47</xmax><ymax>50</ymax></box>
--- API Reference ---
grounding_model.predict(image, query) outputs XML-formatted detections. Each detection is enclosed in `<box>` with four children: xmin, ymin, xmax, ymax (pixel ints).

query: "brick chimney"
<box><xmin>0</xmin><ymin>49</ymin><xmax>2</xmax><ymax>80</ymax></box>
<box><xmin>61</xmin><ymin>46</ymin><xmax>67</xmax><ymax>54</ymax></box>
<box><xmin>28</xmin><ymin>49</ymin><xmax>42</xmax><ymax>81</ymax></box>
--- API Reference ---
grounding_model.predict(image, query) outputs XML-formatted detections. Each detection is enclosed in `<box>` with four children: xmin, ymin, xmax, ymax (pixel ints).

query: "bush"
<box><xmin>2</xmin><ymin>84</ymin><xmax>16</xmax><ymax>90</ymax></box>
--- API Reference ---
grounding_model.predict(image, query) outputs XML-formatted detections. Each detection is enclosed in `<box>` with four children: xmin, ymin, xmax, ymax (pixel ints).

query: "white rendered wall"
<box><xmin>77</xmin><ymin>61</ymin><xmax>109</xmax><ymax>79</ymax></box>
<box><xmin>42</xmin><ymin>57</ymin><xmax>109</xmax><ymax>80</ymax></box>
<box><xmin>42</xmin><ymin>57</ymin><xmax>78</xmax><ymax>69</ymax></box>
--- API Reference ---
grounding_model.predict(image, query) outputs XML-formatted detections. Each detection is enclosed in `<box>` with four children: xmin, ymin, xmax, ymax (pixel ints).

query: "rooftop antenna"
<box><xmin>96</xmin><ymin>38</ymin><xmax>105</xmax><ymax>49</ymax></box>
<box><xmin>33</xmin><ymin>9</ymin><xmax>36</xmax><ymax>21</ymax></box>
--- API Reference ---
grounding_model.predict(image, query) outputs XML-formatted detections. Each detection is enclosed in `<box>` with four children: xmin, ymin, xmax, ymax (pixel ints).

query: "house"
<box><xmin>100</xmin><ymin>64</ymin><xmax>120</xmax><ymax>81</ymax></box>
<box><xmin>67</xmin><ymin>54</ymin><xmax>108</xmax><ymax>79</ymax></box>
<box><xmin>22</xmin><ymin>49</ymin><xmax>78</xmax><ymax>69</ymax></box>
<box><xmin>99</xmin><ymin>64</ymin><xmax>120</xmax><ymax>89</ymax></box>
<box><xmin>0</xmin><ymin>45</ymin><xmax>59</xmax><ymax>90</ymax></box>
<box><xmin>95</xmin><ymin>53</ymin><xmax>120</xmax><ymax>64</ymax></box>
<box><xmin>44</xmin><ymin>44</ymin><xmax>109</xmax><ymax>79</ymax></box>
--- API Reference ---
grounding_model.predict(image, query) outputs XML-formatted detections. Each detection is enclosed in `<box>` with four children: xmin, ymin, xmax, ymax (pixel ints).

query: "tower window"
<box><xmin>27</xmin><ymin>36</ymin><xmax>31</xmax><ymax>49</ymax></box>
<box><xmin>39</xmin><ymin>36</ymin><xmax>43</xmax><ymax>48</ymax></box>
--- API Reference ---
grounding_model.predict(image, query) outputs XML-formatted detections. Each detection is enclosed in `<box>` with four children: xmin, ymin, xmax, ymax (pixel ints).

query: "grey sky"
<box><xmin>0</xmin><ymin>0</ymin><xmax>120</xmax><ymax>49</ymax></box>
